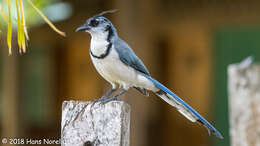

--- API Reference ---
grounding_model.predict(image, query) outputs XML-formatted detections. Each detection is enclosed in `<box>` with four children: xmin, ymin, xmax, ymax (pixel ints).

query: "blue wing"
<box><xmin>113</xmin><ymin>38</ymin><xmax>150</xmax><ymax>76</ymax></box>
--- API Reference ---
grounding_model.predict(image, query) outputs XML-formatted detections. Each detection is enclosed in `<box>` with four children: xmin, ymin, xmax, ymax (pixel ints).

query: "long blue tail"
<box><xmin>144</xmin><ymin>74</ymin><xmax>223</xmax><ymax>139</ymax></box>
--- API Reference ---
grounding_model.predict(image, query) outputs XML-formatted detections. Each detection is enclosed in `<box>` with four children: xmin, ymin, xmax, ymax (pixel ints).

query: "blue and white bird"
<box><xmin>76</xmin><ymin>11</ymin><xmax>223</xmax><ymax>139</ymax></box>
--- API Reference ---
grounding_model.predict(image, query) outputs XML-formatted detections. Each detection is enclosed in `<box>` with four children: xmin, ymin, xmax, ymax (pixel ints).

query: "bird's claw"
<box><xmin>92</xmin><ymin>95</ymin><xmax>123</xmax><ymax>106</ymax></box>
<box><xmin>91</xmin><ymin>96</ymin><xmax>108</xmax><ymax>106</ymax></box>
<box><xmin>100</xmin><ymin>96</ymin><xmax>123</xmax><ymax>104</ymax></box>
<box><xmin>100</xmin><ymin>96</ymin><xmax>108</xmax><ymax>100</ymax></box>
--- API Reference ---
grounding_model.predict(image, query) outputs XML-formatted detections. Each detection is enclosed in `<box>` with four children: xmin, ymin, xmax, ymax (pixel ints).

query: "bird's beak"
<box><xmin>76</xmin><ymin>24</ymin><xmax>90</xmax><ymax>32</ymax></box>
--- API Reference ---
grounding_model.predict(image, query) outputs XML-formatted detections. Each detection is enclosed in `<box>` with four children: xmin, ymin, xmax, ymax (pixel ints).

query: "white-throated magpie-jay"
<box><xmin>76</xmin><ymin>11</ymin><xmax>223</xmax><ymax>139</ymax></box>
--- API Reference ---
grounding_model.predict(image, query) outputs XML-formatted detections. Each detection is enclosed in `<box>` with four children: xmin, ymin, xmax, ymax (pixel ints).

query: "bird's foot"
<box><xmin>91</xmin><ymin>96</ymin><xmax>109</xmax><ymax>106</ymax></box>
<box><xmin>100</xmin><ymin>96</ymin><xmax>108</xmax><ymax>101</ymax></box>
<box><xmin>100</xmin><ymin>96</ymin><xmax>123</xmax><ymax>104</ymax></box>
<box><xmin>92</xmin><ymin>94</ymin><xmax>123</xmax><ymax>105</ymax></box>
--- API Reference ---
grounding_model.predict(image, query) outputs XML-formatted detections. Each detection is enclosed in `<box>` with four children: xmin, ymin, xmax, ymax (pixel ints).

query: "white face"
<box><xmin>85</xmin><ymin>16</ymin><xmax>111</xmax><ymax>35</ymax></box>
<box><xmin>76</xmin><ymin>16</ymin><xmax>115</xmax><ymax>41</ymax></box>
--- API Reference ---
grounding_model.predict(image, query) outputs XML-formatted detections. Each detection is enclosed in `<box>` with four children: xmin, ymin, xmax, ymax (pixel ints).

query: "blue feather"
<box><xmin>144</xmin><ymin>74</ymin><xmax>223</xmax><ymax>139</ymax></box>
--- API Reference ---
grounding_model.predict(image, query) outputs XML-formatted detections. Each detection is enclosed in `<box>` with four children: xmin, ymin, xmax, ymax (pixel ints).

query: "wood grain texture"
<box><xmin>61</xmin><ymin>100</ymin><xmax>130</xmax><ymax>146</ymax></box>
<box><xmin>228</xmin><ymin>64</ymin><xmax>260</xmax><ymax>146</ymax></box>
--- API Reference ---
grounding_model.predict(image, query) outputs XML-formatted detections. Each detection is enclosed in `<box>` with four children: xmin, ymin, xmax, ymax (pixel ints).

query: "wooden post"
<box><xmin>61</xmin><ymin>100</ymin><xmax>130</xmax><ymax>146</ymax></box>
<box><xmin>228</xmin><ymin>64</ymin><xmax>260</xmax><ymax>146</ymax></box>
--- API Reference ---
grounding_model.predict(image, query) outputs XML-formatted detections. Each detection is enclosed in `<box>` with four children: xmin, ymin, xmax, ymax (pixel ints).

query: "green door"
<box><xmin>213</xmin><ymin>26</ymin><xmax>260</xmax><ymax>146</ymax></box>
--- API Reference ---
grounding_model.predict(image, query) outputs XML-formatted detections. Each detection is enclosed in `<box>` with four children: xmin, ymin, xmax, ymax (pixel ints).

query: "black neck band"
<box><xmin>90</xmin><ymin>25</ymin><xmax>114</xmax><ymax>59</ymax></box>
<box><xmin>90</xmin><ymin>43</ymin><xmax>112</xmax><ymax>59</ymax></box>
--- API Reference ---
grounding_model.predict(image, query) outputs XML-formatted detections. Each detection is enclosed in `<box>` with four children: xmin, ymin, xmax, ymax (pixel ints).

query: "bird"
<box><xmin>76</xmin><ymin>11</ymin><xmax>223</xmax><ymax>139</ymax></box>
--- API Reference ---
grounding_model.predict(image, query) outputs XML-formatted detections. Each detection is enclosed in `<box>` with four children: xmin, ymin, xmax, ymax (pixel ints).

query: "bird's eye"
<box><xmin>90</xmin><ymin>19</ymin><xmax>99</xmax><ymax>27</ymax></box>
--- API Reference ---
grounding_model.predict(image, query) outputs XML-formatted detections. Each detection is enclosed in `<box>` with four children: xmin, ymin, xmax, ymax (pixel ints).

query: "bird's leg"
<box><xmin>101</xmin><ymin>88</ymin><xmax>117</xmax><ymax>100</ymax></box>
<box><xmin>113</xmin><ymin>89</ymin><xmax>127</xmax><ymax>99</ymax></box>
<box><xmin>101</xmin><ymin>89</ymin><xmax>127</xmax><ymax>104</ymax></box>
<box><xmin>91</xmin><ymin>88</ymin><xmax>117</xmax><ymax>105</ymax></box>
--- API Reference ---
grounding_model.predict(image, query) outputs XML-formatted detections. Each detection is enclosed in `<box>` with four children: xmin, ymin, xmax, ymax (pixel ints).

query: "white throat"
<box><xmin>90</xmin><ymin>32</ymin><xmax>109</xmax><ymax>56</ymax></box>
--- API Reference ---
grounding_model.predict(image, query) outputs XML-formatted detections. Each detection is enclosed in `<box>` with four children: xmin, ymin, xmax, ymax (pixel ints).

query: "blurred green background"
<box><xmin>1</xmin><ymin>0</ymin><xmax>260</xmax><ymax>146</ymax></box>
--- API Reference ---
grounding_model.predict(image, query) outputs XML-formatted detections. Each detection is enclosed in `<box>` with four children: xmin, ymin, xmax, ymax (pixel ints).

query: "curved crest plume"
<box><xmin>95</xmin><ymin>9</ymin><xmax>118</xmax><ymax>17</ymax></box>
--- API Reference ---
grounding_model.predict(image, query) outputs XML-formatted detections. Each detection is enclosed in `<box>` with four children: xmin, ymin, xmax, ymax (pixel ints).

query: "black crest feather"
<box><xmin>95</xmin><ymin>9</ymin><xmax>118</xmax><ymax>17</ymax></box>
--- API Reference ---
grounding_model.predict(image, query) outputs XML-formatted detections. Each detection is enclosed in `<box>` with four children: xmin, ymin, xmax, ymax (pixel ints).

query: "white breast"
<box><xmin>90</xmin><ymin>39</ymin><xmax>109</xmax><ymax>56</ymax></box>
<box><xmin>90</xmin><ymin>35</ymin><xmax>156</xmax><ymax>91</ymax></box>
<box><xmin>91</xmin><ymin>46</ymin><xmax>133</xmax><ymax>88</ymax></box>
<box><xmin>91</xmin><ymin>47</ymin><xmax>156</xmax><ymax>91</ymax></box>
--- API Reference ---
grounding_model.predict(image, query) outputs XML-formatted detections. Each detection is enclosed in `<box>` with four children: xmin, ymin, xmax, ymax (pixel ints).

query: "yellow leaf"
<box><xmin>19</xmin><ymin>0</ymin><xmax>27</xmax><ymax>53</ymax></box>
<box><xmin>15</xmin><ymin>0</ymin><xmax>27</xmax><ymax>53</ymax></box>
<box><xmin>19</xmin><ymin>0</ymin><xmax>29</xmax><ymax>41</ymax></box>
<box><xmin>7</xmin><ymin>0</ymin><xmax>12</xmax><ymax>55</ymax></box>
<box><xmin>28</xmin><ymin>0</ymin><xmax>66</xmax><ymax>37</ymax></box>
<box><xmin>16</xmin><ymin>0</ymin><xmax>22</xmax><ymax>50</ymax></box>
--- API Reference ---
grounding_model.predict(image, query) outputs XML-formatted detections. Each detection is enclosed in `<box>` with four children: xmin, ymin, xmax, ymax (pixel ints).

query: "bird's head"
<box><xmin>76</xmin><ymin>16</ymin><xmax>110</xmax><ymax>33</ymax></box>
<box><xmin>76</xmin><ymin>15</ymin><xmax>117</xmax><ymax>41</ymax></box>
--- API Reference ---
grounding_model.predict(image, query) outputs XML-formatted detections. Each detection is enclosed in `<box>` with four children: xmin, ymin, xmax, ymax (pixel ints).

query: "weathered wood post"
<box><xmin>61</xmin><ymin>100</ymin><xmax>130</xmax><ymax>146</ymax></box>
<box><xmin>228</xmin><ymin>62</ymin><xmax>260</xmax><ymax>146</ymax></box>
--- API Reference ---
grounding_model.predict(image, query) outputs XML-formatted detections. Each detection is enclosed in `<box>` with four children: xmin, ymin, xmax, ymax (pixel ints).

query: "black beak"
<box><xmin>76</xmin><ymin>24</ymin><xmax>90</xmax><ymax>32</ymax></box>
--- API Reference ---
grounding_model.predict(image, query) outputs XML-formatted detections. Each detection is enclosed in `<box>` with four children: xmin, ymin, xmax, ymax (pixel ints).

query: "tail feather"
<box><xmin>144</xmin><ymin>75</ymin><xmax>223</xmax><ymax>139</ymax></box>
